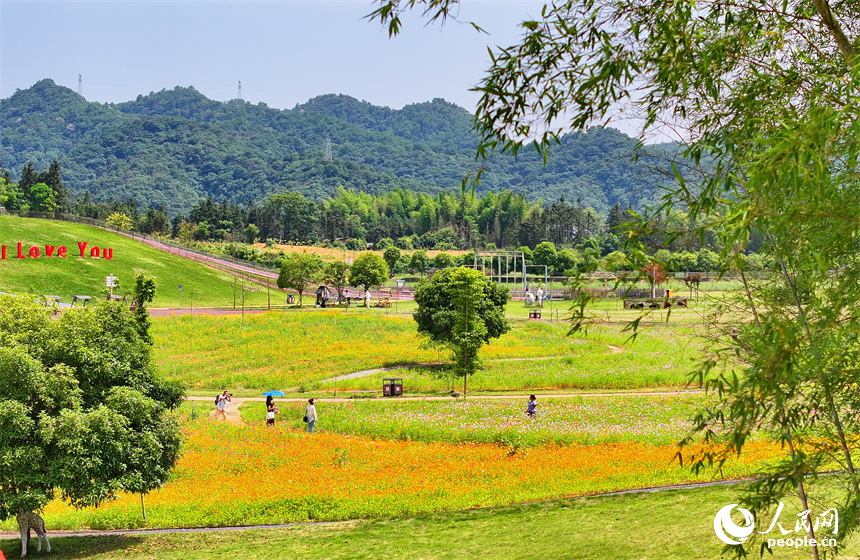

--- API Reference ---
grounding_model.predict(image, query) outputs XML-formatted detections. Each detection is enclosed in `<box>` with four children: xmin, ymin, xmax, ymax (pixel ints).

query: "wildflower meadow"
<box><xmin>10</xmin><ymin>420</ymin><xmax>782</xmax><ymax>532</ymax></box>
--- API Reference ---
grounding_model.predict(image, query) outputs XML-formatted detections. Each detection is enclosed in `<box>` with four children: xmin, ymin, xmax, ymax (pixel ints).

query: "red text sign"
<box><xmin>0</xmin><ymin>242</ymin><xmax>114</xmax><ymax>261</ymax></box>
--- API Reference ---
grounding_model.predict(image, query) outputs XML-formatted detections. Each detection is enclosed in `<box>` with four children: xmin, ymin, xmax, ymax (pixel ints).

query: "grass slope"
<box><xmin>2</xmin><ymin>484</ymin><xmax>850</xmax><ymax>559</ymax></box>
<box><xmin>152</xmin><ymin>313</ymin><xmax>678</xmax><ymax>391</ymax></box>
<box><xmin>0</xmin><ymin>215</ymin><xmax>272</xmax><ymax>307</ymax></box>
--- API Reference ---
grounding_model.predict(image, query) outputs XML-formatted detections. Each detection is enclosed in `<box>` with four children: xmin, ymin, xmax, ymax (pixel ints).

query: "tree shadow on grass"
<box><xmin>1</xmin><ymin>534</ymin><xmax>146</xmax><ymax>559</ymax></box>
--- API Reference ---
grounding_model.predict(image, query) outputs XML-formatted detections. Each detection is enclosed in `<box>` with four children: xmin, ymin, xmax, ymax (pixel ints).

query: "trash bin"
<box><xmin>383</xmin><ymin>378</ymin><xmax>403</xmax><ymax>397</ymax></box>
<box><xmin>287</xmin><ymin>294</ymin><xmax>295</xmax><ymax>304</ymax></box>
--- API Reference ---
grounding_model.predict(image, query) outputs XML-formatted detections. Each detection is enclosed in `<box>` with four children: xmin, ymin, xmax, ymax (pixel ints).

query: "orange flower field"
<box><xmin>31</xmin><ymin>421</ymin><xmax>784</xmax><ymax>531</ymax></box>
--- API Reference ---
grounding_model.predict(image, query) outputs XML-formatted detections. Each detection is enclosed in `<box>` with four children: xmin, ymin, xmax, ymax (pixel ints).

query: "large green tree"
<box><xmin>409</xmin><ymin>250</ymin><xmax>430</xmax><ymax>275</ymax></box>
<box><xmin>382</xmin><ymin>246</ymin><xmax>401</xmax><ymax>272</ymax></box>
<box><xmin>265</xmin><ymin>192</ymin><xmax>319</xmax><ymax>243</ymax></box>
<box><xmin>348</xmin><ymin>252</ymin><xmax>388</xmax><ymax>292</ymax></box>
<box><xmin>372</xmin><ymin>0</ymin><xmax>860</xmax><ymax>556</ymax></box>
<box><xmin>277</xmin><ymin>253</ymin><xmax>323</xmax><ymax>305</ymax></box>
<box><xmin>413</xmin><ymin>267</ymin><xmax>509</xmax><ymax>396</ymax></box>
<box><xmin>28</xmin><ymin>183</ymin><xmax>55</xmax><ymax>212</ymax></box>
<box><xmin>322</xmin><ymin>260</ymin><xmax>350</xmax><ymax>302</ymax></box>
<box><xmin>0</xmin><ymin>296</ymin><xmax>183</xmax><ymax>545</ymax></box>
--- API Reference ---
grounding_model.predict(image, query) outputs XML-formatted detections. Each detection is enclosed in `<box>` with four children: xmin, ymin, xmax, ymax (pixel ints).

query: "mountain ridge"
<box><xmin>1</xmin><ymin>79</ymin><xmax>676</xmax><ymax>215</ymax></box>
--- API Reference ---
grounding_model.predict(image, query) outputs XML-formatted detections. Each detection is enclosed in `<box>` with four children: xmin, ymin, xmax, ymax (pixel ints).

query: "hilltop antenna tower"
<box><xmin>238</xmin><ymin>81</ymin><xmax>242</xmax><ymax>100</ymax></box>
<box><xmin>324</xmin><ymin>132</ymin><xmax>333</xmax><ymax>161</ymax></box>
<box><xmin>78</xmin><ymin>74</ymin><xmax>82</xmax><ymax>96</ymax></box>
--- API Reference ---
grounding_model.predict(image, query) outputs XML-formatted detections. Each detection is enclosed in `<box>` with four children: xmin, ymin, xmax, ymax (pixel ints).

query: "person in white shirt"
<box><xmin>305</xmin><ymin>398</ymin><xmax>318</xmax><ymax>433</ymax></box>
<box><xmin>215</xmin><ymin>391</ymin><xmax>231</xmax><ymax>421</ymax></box>
<box><xmin>536</xmin><ymin>286</ymin><xmax>545</xmax><ymax>307</ymax></box>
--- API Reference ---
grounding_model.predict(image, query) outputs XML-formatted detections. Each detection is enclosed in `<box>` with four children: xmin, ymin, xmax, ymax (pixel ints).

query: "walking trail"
<box><xmin>209</xmin><ymin>401</ymin><xmax>243</xmax><ymax>425</ymax></box>
<box><xmin>189</xmin><ymin>387</ymin><xmax>699</xmax><ymax>406</ymax></box>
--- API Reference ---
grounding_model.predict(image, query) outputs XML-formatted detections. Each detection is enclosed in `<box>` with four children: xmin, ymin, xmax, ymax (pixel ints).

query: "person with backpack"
<box><xmin>304</xmin><ymin>398</ymin><xmax>318</xmax><ymax>433</ymax></box>
<box><xmin>215</xmin><ymin>391</ymin><xmax>231</xmax><ymax>421</ymax></box>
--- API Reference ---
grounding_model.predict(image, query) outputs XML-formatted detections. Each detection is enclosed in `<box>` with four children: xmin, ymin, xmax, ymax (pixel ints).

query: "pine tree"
<box><xmin>45</xmin><ymin>159</ymin><xmax>70</xmax><ymax>212</ymax></box>
<box><xmin>19</xmin><ymin>162</ymin><xmax>35</xmax><ymax>197</ymax></box>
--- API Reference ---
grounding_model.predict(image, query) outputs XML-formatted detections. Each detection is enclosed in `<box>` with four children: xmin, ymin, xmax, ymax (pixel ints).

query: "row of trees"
<box><xmin>3</xmin><ymin>161</ymin><xmax>736</xmax><ymax>257</ymax></box>
<box><xmin>276</xmin><ymin>252</ymin><xmax>388</xmax><ymax>305</ymax></box>
<box><xmin>173</xmin><ymin>188</ymin><xmax>628</xmax><ymax>252</ymax></box>
<box><xmin>0</xmin><ymin>160</ymin><xmax>70</xmax><ymax>213</ymax></box>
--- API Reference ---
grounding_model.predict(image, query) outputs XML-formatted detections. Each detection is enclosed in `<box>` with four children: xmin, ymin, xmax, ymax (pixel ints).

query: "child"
<box><xmin>527</xmin><ymin>394</ymin><xmax>537</xmax><ymax>418</ymax></box>
<box><xmin>266</xmin><ymin>403</ymin><xmax>279</xmax><ymax>427</ymax></box>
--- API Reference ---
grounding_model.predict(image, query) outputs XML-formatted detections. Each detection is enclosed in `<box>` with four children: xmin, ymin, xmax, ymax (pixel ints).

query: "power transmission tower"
<box><xmin>238</xmin><ymin>81</ymin><xmax>242</xmax><ymax>100</ymax></box>
<box><xmin>78</xmin><ymin>74</ymin><xmax>82</xmax><ymax>95</ymax></box>
<box><xmin>324</xmin><ymin>132</ymin><xmax>333</xmax><ymax>161</ymax></box>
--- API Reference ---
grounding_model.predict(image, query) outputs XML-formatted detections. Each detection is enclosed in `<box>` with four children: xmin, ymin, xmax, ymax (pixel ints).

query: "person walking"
<box><xmin>527</xmin><ymin>394</ymin><xmax>537</xmax><ymax>418</ymax></box>
<box><xmin>215</xmin><ymin>391</ymin><xmax>231</xmax><ymax>421</ymax></box>
<box><xmin>305</xmin><ymin>398</ymin><xmax>318</xmax><ymax>433</ymax></box>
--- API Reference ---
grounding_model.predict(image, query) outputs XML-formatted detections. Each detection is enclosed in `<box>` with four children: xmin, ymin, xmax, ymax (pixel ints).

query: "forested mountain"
<box><xmin>1</xmin><ymin>79</ymin><xmax>678</xmax><ymax>215</ymax></box>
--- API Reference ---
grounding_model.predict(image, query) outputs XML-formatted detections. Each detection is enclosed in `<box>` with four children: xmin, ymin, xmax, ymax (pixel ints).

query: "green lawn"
<box><xmin>319</xmin><ymin>322</ymin><xmax>706</xmax><ymax>393</ymax></box>
<box><xmin>152</xmin><ymin>312</ymin><xmax>632</xmax><ymax>392</ymax></box>
<box><xmin>2</xmin><ymin>483</ymin><xmax>849</xmax><ymax>560</ymax></box>
<box><xmin>0</xmin><ymin>215</ymin><xmax>273</xmax><ymax>307</ymax></box>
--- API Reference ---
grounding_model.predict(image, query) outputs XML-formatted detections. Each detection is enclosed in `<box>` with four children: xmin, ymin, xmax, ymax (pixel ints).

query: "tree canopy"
<box><xmin>348</xmin><ymin>252</ymin><xmax>388</xmax><ymax>291</ymax></box>
<box><xmin>0</xmin><ymin>296</ymin><xmax>183</xmax><ymax>524</ymax></box>
<box><xmin>1</xmin><ymin>79</ymin><xmax>676</xmax><ymax>216</ymax></box>
<box><xmin>413</xmin><ymin>267</ymin><xmax>509</xmax><ymax>392</ymax></box>
<box><xmin>277</xmin><ymin>253</ymin><xmax>323</xmax><ymax>305</ymax></box>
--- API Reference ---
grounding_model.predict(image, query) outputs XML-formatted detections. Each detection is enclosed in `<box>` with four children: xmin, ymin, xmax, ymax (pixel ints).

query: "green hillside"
<box><xmin>0</xmin><ymin>215</ymin><xmax>274</xmax><ymax>307</ymax></box>
<box><xmin>0</xmin><ymin>80</ymin><xmax>680</xmax><ymax>215</ymax></box>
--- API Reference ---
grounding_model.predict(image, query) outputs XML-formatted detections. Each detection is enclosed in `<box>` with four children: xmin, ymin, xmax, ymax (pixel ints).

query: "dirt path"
<box><xmin>188</xmin><ymin>388</ymin><xmax>699</xmax><ymax>405</ymax></box>
<box><xmin>208</xmin><ymin>400</ymin><xmax>243</xmax><ymax>424</ymax></box>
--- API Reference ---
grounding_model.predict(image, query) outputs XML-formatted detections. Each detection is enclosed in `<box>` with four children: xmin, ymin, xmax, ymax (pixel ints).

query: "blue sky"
<box><xmin>1</xmin><ymin>1</ymin><xmax>546</xmax><ymax>113</ymax></box>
